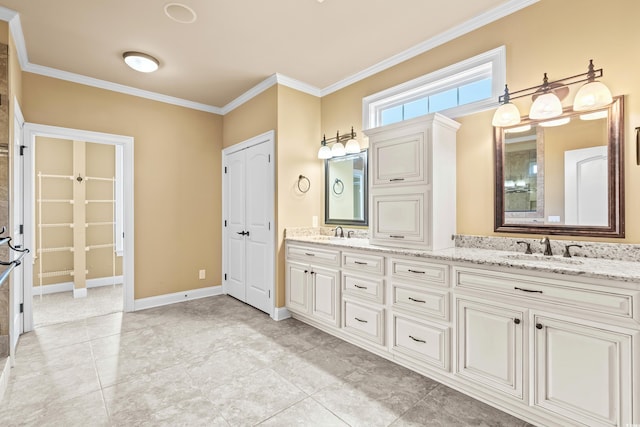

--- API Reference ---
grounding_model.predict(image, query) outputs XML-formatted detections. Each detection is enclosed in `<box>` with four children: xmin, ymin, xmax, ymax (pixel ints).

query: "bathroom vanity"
<box><xmin>284</xmin><ymin>234</ymin><xmax>640</xmax><ymax>427</ymax></box>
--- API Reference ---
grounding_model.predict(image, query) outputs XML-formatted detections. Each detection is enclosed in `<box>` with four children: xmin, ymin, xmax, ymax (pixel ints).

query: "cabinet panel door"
<box><xmin>371</xmin><ymin>189</ymin><xmax>427</xmax><ymax>246</ymax></box>
<box><xmin>311</xmin><ymin>266</ymin><xmax>340</xmax><ymax>327</ymax></box>
<box><xmin>285</xmin><ymin>261</ymin><xmax>309</xmax><ymax>314</ymax></box>
<box><xmin>533</xmin><ymin>315</ymin><xmax>635</xmax><ymax>426</ymax></box>
<box><xmin>372</xmin><ymin>132</ymin><xmax>427</xmax><ymax>186</ymax></box>
<box><xmin>456</xmin><ymin>298</ymin><xmax>525</xmax><ymax>400</ymax></box>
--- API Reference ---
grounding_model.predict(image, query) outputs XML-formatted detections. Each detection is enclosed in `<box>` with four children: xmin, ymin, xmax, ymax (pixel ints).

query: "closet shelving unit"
<box><xmin>36</xmin><ymin>171</ymin><xmax>118</xmax><ymax>298</ymax></box>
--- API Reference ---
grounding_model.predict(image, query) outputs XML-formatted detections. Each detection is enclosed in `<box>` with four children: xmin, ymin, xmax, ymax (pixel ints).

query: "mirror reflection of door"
<box><xmin>564</xmin><ymin>146</ymin><xmax>608</xmax><ymax>226</ymax></box>
<box><xmin>325</xmin><ymin>151</ymin><xmax>368</xmax><ymax>226</ymax></box>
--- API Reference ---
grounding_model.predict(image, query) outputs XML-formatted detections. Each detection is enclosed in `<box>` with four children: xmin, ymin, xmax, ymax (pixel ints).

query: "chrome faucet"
<box><xmin>540</xmin><ymin>237</ymin><xmax>553</xmax><ymax>256</ymax></box>
<box><xmin>333</xmin><ymin>226</ymin><xmax>344</xmax><ymax>238</ymax></box>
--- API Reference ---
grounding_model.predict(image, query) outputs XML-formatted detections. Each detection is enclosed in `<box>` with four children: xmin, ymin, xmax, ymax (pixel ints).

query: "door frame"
<box><xmin>222</xmin><ymin>130</ymin><xmax>275</xmax><ymax>318</ymax></box>
<box><xmin>21</xmin><ymin>123</ymin><xmax>135</xmax><ymax>332</ymax></box>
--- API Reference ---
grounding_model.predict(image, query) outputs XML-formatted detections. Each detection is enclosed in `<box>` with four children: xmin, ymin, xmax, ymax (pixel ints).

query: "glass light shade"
<box><xmin>344</xmin><ymin>138</ymin><xmax>360</xmax><ymax>154</ymax></box>
<box><xmin>572</xmin><ymin>81</ymin><xmax>613</xmax><ymax>111</ymax></box>
<box><xmin>317</xmin><ymin>145</ymin><xmax>332</xmax><ymax>159</ymax></box>
<box><xmin>529</xmin><ymin>92</ymin><xmax>562</xmax><ymax>120</ymax></box>
<box><xmin>579</xmin><ymin>110</ymin><xmax>608</xmax><ymax>121</ymax></box>
<box><xmin>504</xmin><ymin>124</ymin><xmax>532</xmax><ymax>134</ymax></box>
<box><xmin>505</xmin><ymin>180</ymin><xmax>516</xmax><ymax>188</ymax></box>
<box><xmin>492</xmin><ymin>103</ymin><xmax>521</xmax><ymax>127</ymax></box>
<box><xmin>538</xmin><ymin>117</ymin><xmax>570</xmax><ymax>127</ymax></box>
<box><xmin>331</xmin><ymin>142</ymin><xmax>346</xmax><ymax>157</ymax></box>
<box><xmin>123</xmin><ymin>52</ymin><xmax>159</xmax><ymax>73</ymax></box>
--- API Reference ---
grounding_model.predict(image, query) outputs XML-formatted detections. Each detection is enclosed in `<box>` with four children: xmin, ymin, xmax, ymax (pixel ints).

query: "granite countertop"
<box><xmin>285</xmin><ymin>235</ymin><xmax>640</xmax><ymax>283</ymax></box>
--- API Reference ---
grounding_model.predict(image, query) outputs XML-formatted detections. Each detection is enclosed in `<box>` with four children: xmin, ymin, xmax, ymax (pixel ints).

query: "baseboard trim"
<box><xmin>272</xmin><ymin>306</ymin><xmax>291</xmax><ymax>321</ymax></box>
<box><xmin>133</xmin><ymin>285</ymin><xmax>223</xmax><ymax>311</ymax></box>
<box><xmin>32</xmin><ymin>276</ymin><xmax>124</xmax><ymax>295</ymax></box>
<box><xmin>73</xmin><ymin>288</ymin><xmax>87</xmax><ymax>298</ymax></box>
<box><xmin>0</xmin><ymin>356</ymin><xmax>9</xmax><ymax>403</ymax></box>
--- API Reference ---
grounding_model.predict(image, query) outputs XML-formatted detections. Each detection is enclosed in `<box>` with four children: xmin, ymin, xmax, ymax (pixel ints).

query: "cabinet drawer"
<box><xmin>392</xmin><ymin>258</ymin><xmax>449</xmax><ymax>287</ymax></box>
<box><xmin>393</xmin><ymin>315</ymin><xmax>450</xmax><ymax>371</ymax></box>
<box><xmin>371</xmin><ymin>132</ymin><xmax>427</xmax><ymax>186</ymax></box>
<box><xmin>343</xmin><ymin>273</ymin><xmax>384</xmax><ymax>304</ymax></box>
<box><xmin>393</xmin><ymin>284</ymin><xmax>449</xmax><ymax>321</ymax></box>
<box><xmin>454</xmin><ymin>267</ymin><xmax>637</xmax><ymax>319</ymax></box>
<box><xmin>370</xmin><ymin>189</ymin><xmax>427</xmax><ymax>247</ymax></box>
<box><xmin>342</xmin><ymin>252</ymin><xmax>385</xmax><ymax>275</ymax></box>
<box><xmin>286</xmin><ymin>244</ymin><xmax>340</xmax><ymax>267</ymax></box>
<box><xmin>343</xmin><ymin>300</ymin><xmax>385</xmax><ymax>345</ymax></box>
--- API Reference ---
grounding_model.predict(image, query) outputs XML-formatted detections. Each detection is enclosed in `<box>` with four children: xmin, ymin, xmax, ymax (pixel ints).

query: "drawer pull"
<box><xmin>408</xmin><ymin>269</ymin><xmax>425</xmax><ymax>274</ymax></box>
<box><xmin>514</xmin><ymin>286</ymin><xmax>543</xmax><ymax>294</ymax></box>
<box><xmin>354</xmin><ymin>261</ymin><xmax>368</xmax><ymax>265</ymax></box>
<box><xmin>354</xmin><ymin>284</ymin><xmax>368</xmax><ymax>290</ymax></box>
<box><xmin>409</xmin><ymin>335</ymin><xmax>426</xmax><ymax>343</ymax></box>
<box><xmin>408</xmin><ymin>297</ymin><xmax>426</xmax><ymax>303</ymax></box>
<box><xmin>304</xmin><ymin>252</ymin><xmax>315</xmax><ymax>257</ymax></box>
<box><xmin>389</xmin><ymin>235</ymin><xmax>405</xmax><ymax>239</ymax></box>
<box><xmin>354</xmin><ymin>317</ymin><xmax>368</xmax><ymax>323</ymax></box>
<box><xmin>390</xmin><ymin>178</ymin><xmax>405</xmax><ymax>182</ymax></box>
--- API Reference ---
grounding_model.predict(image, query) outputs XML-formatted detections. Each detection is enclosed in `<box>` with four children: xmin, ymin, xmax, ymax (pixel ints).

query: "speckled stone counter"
<box><xmin>285</xmin><ymin>228</ymin><xmax>640</xmax><ymax>283</ymax></box>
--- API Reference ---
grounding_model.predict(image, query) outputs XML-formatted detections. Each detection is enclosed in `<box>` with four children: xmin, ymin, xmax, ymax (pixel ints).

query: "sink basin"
<box><xmin>501</xmin><ymin>253</ymin><xmax>583</xmax><ymax>265</ymax></box>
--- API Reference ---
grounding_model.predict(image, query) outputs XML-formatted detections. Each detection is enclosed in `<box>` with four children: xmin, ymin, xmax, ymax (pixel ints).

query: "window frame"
<box><xmin>363</xmin><ymin>46</ymin><xmax>506</xmax><ymax>130</ymax></box>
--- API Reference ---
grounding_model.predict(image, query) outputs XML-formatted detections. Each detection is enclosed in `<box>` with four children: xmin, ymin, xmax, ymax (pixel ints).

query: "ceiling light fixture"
<box><xmin>123</xmin><ymin>51</ymin><xmax>159</xmax><ymax>73</ymax></box>
<box><xmin>318</xmin><ymin>127</ymin><xmax>359</xmax><ymax>159</ymax></box>
<box><xmin>492</xmin><ymin>60</ymin><xmax>612</xmax><ymax>127</ymax></box>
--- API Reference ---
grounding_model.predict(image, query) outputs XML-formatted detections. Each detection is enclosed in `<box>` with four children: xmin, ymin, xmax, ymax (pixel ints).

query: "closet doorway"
<box><xmin>222</xmin><ymin>131</ymin><xmax>275</xmax><ymax>317</ymax></box>
<box><xmin>20</xmin><ymin>124</ymin><xmax>134</xmax><ymax>332</ymax></box>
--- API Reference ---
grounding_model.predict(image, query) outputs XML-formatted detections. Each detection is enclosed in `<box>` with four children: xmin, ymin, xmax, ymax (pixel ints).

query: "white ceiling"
<box><xmin>0</xmin><ymin>0</ymin><xmax>536</xmax><ymax>112</ymax></box>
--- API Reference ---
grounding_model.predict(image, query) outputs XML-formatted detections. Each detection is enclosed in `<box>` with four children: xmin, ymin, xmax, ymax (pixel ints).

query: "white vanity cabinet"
<box><xmin>364</xmin><ymin>113</ymin><xmax>460</xmax><ymax>250</ymax></box>
<box><xmin>453</xmin><ymin>265</ymin><xmax>639</xmax><ymax>427</ymax></box>
<box><xmin>285</xmin><ymin>244</ymin><xmax>341</xmax><ymax>328</ymax></box>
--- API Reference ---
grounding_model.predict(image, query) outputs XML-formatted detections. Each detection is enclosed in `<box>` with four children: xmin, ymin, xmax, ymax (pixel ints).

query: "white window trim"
<box><xmin>363</xmin><ymin>46</ymin><xmax>506</xmax><ymax>130</ymax></box>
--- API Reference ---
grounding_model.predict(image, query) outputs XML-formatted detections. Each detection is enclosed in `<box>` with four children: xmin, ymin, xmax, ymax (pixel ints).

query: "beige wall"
<box><xmin>223</xmin><ymin>86</ymin><xmax>277</xmax><ymax>148</ymax></box>
<box><xmin>23</xmin><ymin>73</ymin><xmax>223</xmax><ymax>299</ymax></box>
<box><xmin>321</xmin><ymin>0</ymin><xmax>640</xmax><ymax>243</ymax></box>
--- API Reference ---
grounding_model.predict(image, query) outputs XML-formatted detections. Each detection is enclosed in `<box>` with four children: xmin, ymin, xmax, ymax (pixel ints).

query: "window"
<box><xmin>363</xmin><ymin>46</ymin><xmax>506</xmax><ymax>129</ymax></box>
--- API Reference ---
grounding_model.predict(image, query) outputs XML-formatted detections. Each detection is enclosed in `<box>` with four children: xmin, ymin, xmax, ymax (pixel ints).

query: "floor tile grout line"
<box><xmin>308</xmin><ymin>394</ymin><xmax>353</xmax><ymax>427</ymax></box>
<box><xmin>88</xmin><ymin>332</ymin><xmax>112</xmax><ymax>423</ymax></box>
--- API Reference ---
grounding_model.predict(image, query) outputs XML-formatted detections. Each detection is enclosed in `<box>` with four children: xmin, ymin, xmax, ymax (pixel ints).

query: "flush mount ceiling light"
<box><xmin>492</xmin><ymin>60</ymin><xmax>612</xmax><ymax>127</ymax></box>
<box><xmin>317</xmin><ymin>127</ymin><xmax>359</xmax><ymax>159</ymax></box>
<box><xmin>123</xmin><ymin>51</ymin><xmax>159</xmax><ymax>73</ymax></box>
<box><xmin>164</xmin><ymin>3</ymin><xmax>197</xmax><ymax>24</ymax></box>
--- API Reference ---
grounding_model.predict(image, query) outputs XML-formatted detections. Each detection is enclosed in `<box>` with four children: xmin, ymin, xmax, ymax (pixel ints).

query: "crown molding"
<box><xmin>320</xmin><ymin>0</ymin><xmax>539</xmax><ymax>96</ymax></box>
<box><xmin>0</xmin><ymin>0</ymin><xmax>538</xmax><ymax>115</ymax></box>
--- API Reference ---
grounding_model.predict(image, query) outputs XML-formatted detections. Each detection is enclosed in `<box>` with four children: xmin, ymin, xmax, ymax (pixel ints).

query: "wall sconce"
<box><xmin>317</xmin><ymin>127</ymin><xmax>360</xmax><ymax>159</ymax></box>
<box><xmin>492</xmin><ymin>60</ymin><xmax>612</xmax><ymax>127</ymax></box>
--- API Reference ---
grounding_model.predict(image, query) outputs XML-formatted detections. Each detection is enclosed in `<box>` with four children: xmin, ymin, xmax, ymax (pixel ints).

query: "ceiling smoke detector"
<box><xmin>164</xmin><ymin>3</ymin><xmax>197</xmax><ymax>24</ymax></box>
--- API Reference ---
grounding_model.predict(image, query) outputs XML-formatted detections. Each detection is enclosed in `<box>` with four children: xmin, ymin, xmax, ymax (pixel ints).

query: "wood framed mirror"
<box><xmin>325</xmin><ymin>150</ymin><xmax>368</xmax><ymax>226</ymax></box>
<box><xmin>494</xmin><ymin>96</ymin><xmax>624</xmax><ymax>237</ymax></box>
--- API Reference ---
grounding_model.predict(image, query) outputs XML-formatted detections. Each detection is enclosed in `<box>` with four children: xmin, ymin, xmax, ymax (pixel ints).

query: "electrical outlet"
<box><xmin>199</xmin><ymin>269</ymin><xmax>206</xmax><ymax>280</ymax></box>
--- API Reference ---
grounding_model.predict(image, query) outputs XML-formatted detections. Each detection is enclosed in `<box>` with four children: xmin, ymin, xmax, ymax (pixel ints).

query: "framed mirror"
<box><xmin>494</xmin><ymin>96</ymin><xmax>624</xmax><ymax>237</ymax></box>
<box><xmin>325</xmin><ymin>150</ymin><xmax>368</xmax><ymax>226</ymax></box>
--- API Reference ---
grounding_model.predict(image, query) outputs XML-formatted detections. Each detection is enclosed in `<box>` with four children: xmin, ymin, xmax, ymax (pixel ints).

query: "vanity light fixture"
<box><xmin>538</xmin><ymin>117</ymin><xmax>571</xmax><ymax>127</ymax></box>
<box><xmin>579</xmin><ymin>110</ymin><xmax>608</xmax><ymax>121</ymax></box>
<box><xmin>317</xmin><ymin>127</ymin><xmax>359</xmax><ymax>159</ymax></box>
<box><xmin>492</xmin><ymin>60</ymin><xmax>612</xmax><ymax>127</ymax></box>
<box><xmin>123</xmin><ymin>51</ymin><xmax>159</xmax><ymax>73</ymax></box>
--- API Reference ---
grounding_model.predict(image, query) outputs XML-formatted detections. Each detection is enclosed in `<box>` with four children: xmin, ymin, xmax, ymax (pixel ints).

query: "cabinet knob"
<box><xmin>536</xmin><ymin>323</ymin><xmax>543</xmax><ymax>330</ymax></box>
<box><xmin>514</xmin><ymin>318</ymin><xmax>521</xmax><ymax>325</ymax></box>
<box><xmin>310</xmin><ymin>271</ymin><xmax>315</xmax><ymax>275</ymax></box>
<box><xmin>304</xmin><ymin>270</ymin><xmax>308</xmax><ymax>274</ymax></box>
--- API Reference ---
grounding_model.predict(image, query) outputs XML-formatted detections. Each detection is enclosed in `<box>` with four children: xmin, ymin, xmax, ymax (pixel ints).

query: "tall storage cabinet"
<box><xmin>364</xmin><ymin>114</ymin><xmax>460</xmax><ymax>250</ymax></box>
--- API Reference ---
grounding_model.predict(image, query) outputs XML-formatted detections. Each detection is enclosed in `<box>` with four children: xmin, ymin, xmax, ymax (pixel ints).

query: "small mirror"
<box><xmin>495</xmin><ymin>96</ymin><xmax>624</xmax><ymax>237</ymax></box>
<box><xmin>325</xmin><ymin>151</ymin><xmax>368</xmax><ymax>226</ymax></box>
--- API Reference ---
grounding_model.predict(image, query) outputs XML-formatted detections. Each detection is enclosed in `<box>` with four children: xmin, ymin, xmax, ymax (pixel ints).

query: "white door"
<box><xmin>564</xmin><ymin>145</ymin><xmax>608</xmax><ymax>225</ymax></box>
<box><xmin>455</xmin><ymin>298</ymin><xmax>525</xmax><ymax>400</ymax></box>
<box><xmin>533</xmin><ymin>314</ymin><xmax>635</xmax><ymax>426</ymax></box>
<box><xmin>10</xmin><ymin>102</ymin><xmax>25</xmax><ymax>355</ymax></box>
<box><xmin>223</xmin><ymin>131</ymin><xmax>274</xmax><ymax>316</ymax></box>
<box><xmin>225</xmin><ymin>149</ymin><xmax>246</xmax><ymax>301</ymax></box>
<box><xmin>244</xmin><ymin>142</ymin><xmax>272</xmax><ymax>313</ymax></box>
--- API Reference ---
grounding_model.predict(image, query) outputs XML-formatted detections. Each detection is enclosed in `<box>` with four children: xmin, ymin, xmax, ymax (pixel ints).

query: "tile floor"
<box><xmin>1</xmin><ymin>295</ymin><xmax>531</xmax><ymax>426</ymax></box>
<box><xmin>32</xmin><ymin>284</ymin><xmax>123</xmax><ymax>328</ymax></box>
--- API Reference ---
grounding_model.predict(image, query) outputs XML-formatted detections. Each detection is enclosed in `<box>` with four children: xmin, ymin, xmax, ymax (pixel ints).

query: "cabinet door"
<box><xmin>371</xmin><ymin>132</ymin><xmax>427</xmax><ymax>186</ymax></box>
<box><xmin>533</xmin><ymin>314</ymin><xmax>635</xmax><ymax>426</ymax></box>
<box><xmin>311</xmin><ymin>266</ymin><xmax>340</xmax><ymax>327</ymax></box>
<box><xmin>370</xmin><ymin>188</ymin><xmax>427</xmax><ymax>247</ymax></box>
<box><xmin>455</xmin><ymin>298</ymin><xmax>525</xmax><ymax>400</ymax></box>
<box><xmin>285</xmin><ymin>261</ymin><xmax>309</xmax><ymax>314</ymax></box>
